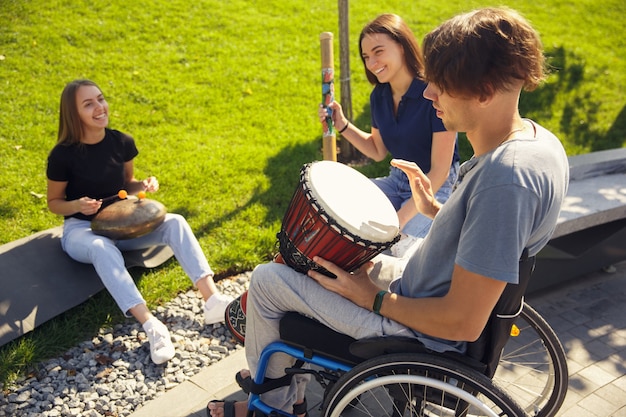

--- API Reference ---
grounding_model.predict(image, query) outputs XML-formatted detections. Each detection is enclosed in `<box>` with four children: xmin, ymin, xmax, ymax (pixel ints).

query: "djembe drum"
<box><xmin>225</xmin><ymin>160</ymin><xmax>400</xmax><ymax>343</ymax></box>
<box><xmin>91</xmin><ymin>197</ymin><xmax>167</xmax><ymax>240</ymax></box>
<box><xmin>276</xmin><ymin>160</ymin><xmax>400</xmax><ymax>276</ymax></box>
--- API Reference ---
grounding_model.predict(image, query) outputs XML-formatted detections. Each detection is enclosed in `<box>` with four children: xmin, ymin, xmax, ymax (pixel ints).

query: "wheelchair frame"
<box><xmin>248</xmin><ymin>340</ymin><xmax>528</xmax><ymax>416</ymax></box>
<box><xmin>494</xmin><ymin>303</ymin><xmax>568</xmax><ymax>417</ymax></box>
<box><xmin>245</xmin><ymin>300</ymin><xmax>567</xmax><ymax>417</ymax></box>
<box><xmin>242</xmin><ymin>255</ymin><xmax>568</xmax><ymax>417</ymax></box>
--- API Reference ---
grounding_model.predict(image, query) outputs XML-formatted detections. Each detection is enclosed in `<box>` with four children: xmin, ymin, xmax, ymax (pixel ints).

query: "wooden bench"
<box><xmin>0</xmin><ymin>226</ymin><xmax>173</xmax><ymax>347</ymax></box>
<box><xmin>529</xmin><ymin>148</ymin><xmax>626</xmax><ymax>293</ymax></box>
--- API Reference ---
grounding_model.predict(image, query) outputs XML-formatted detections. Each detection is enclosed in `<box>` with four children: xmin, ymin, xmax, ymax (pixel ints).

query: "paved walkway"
<box><xmin>130</xmin><ymin>260</ymin><xmax>626</xmax><ymax>417</ymax></box>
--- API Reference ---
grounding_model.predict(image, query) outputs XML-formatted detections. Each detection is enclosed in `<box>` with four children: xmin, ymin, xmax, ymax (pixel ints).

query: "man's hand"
<box><xmin>391</xmin><ymin>159</ymin><xmax>441</xmax><ymax>219</ymax></box>
<box><xmin>307</xmin><ymin>257</ymin><xmax>381</xmax><ymax>311</ymax></box>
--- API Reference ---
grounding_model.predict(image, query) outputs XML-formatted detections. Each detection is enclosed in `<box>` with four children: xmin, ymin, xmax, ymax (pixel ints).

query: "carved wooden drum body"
<box><xmin>277</xmin><ymin>160</ymin><xmax>400</xmax><ymax>277</ymax></box>
<box><xmin>226</xmin><ymin>161</ymin><xmax>401</xmax><ymax>343</ymax></box>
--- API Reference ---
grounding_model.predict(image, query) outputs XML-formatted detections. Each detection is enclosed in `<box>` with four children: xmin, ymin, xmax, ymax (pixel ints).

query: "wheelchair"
<box><xmin>241</xmin><ymin>254</ymin><xmax>568</xmax><ymax>417</ymax></box>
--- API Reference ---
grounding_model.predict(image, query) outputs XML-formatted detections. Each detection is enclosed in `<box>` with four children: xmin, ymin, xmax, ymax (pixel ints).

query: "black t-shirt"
<box><xmin>47</xmin><ymin>128</ymin><xmax>139</xmax><ymax>220</ymax></box>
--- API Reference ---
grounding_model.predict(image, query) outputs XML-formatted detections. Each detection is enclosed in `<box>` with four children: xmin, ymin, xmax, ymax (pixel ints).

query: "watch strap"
<box><xmin>373</xmin><ymin>290</ymin><xmax>388</xmax><ymax>316</ymax></box>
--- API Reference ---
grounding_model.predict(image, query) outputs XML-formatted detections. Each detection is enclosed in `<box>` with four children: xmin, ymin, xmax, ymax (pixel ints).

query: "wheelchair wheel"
<box><xmin>322</xmin><ymin>353</ymin><xmax>525</xmax><ymax>417</ymax></box>
<box><xmin>495</xmin><ymin>303</ymin><xmax>568</xmax><ymax>417</ymax></box>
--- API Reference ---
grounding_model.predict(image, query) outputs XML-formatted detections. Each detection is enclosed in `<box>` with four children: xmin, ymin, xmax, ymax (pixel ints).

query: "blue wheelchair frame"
<box><xmin>248</xmin><ymin>341</ymin><xmax>353</xmax><ymax>417</ymax></box>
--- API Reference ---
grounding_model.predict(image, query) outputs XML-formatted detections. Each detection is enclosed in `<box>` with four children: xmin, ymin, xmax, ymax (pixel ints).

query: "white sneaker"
<box><xmin>204</xmin><ymin>293</ymin><xmax>234</xmax><ymax>325</ymax></box>
<box><xmin>142</xmin><ymin>317</ymin><xmax>175</xmax><ymax>365</ymax></box>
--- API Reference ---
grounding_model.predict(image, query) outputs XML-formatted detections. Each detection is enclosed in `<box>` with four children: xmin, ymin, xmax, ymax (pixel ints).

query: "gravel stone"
<box><xmin>0</xmin><ymin>273</ymin><xmax>250</xmax><ymax>417</ymax></box>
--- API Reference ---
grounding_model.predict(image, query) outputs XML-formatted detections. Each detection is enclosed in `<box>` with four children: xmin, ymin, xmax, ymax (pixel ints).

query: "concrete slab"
<box><xmin>567</xmin><ymin>147</ymin><xmax>626</xmax><ymax>181</ymax></box>
<box><xmin>0</xmin><ymin>226</ymin><xmax>173</xmax><ymax>347</ymax></box>
<box><xmin>129</xmin><ymin>348</ymin><xmax>248</xmax><ymax>417</ymax></box>
<box><xmin>554</xmin><ymin>173</ymin><xmax>626</xmax><ymax>238</ymax></box>
<box><xmin>531</xmin><ymin>148</ymin><xmax>626</xmax><ymax>293</ymax></box>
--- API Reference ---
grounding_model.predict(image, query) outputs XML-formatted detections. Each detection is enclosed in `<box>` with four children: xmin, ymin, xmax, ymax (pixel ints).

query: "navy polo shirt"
<box><xmin>370</xmin><ymin>78</ymin><xmax>458</xmax><ymax>173</ymax></box>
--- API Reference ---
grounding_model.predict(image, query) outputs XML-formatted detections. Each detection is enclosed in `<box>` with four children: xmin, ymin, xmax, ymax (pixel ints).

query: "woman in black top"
<box><xmin>47</xmin><ymin>79</ymin><xmax>231</xmax><ymax>364</ymax></box>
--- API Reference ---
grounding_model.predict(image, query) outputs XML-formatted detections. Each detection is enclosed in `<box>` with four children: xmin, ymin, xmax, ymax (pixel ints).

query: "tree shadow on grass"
<box><xmin>521</xmin><ymin>45</ymin><xmax>625</xmax><ymax>152</ymax></box>
<box><xmin>606</xmin><ymin>104</ymin><xmax>626</xmax><ymax>146</ymax></box>
<box><xmin>170</xmin><ymin>139</ymin><xmax>323</xmax><ymax>277</ymax></box>
<box><xmin>168</xmin><ymin>114</ymin><xmax>396</xmax><ymax>279</ymax></box>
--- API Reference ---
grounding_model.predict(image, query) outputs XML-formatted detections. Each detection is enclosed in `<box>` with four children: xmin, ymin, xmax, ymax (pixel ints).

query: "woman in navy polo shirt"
<box><xmin>320</xmin><ymin>14</ymin><xmax>459</xmax><ymax>256</ymax></box>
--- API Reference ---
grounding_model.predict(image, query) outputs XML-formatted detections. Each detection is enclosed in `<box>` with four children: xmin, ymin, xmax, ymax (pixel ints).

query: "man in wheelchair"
<box><xmin>209</xmin><ymin>7</ymin><xmax>569</xmax><ymax>417</ymax></box>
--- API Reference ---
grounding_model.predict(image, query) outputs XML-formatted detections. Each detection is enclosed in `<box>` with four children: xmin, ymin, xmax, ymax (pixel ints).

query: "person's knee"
<box><xmin>90</xmin><ymin>236</ymin><xmax>115</xmax><ymax>251</ymax></box>
<box><xmin>164</xmin><ymin>213</ymin><xmax>187</xmax><ymax>228</ymax></box>
<box><xmin>85</xmin><ymin>238</ymin><xmax>124</xmax><ymax>265</ymax></box>
<box><xmin>250</xmin><ymin>262</ymin><xmax>287</xmax><ymax>293</ymax></box>
<box><xmin>161</xmin><ymin>213</ymin><xmax>192</xmax><ymax>236</ymax></box>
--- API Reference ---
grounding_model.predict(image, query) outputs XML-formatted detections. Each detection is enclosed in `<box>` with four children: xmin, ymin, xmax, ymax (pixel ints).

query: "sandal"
<box><xmin>236</xmin><ymin>370</ymin><xmax>252</xmax><ymax>394</ymax></box>
<box><xmin>208</xmin><ymin>396</ymin><xmax>305</xmax><ymax>417</ymax></box>
<box><xmin>235</xmin><ymin>369</ymin><xmax>298</xmax><ymax>395</ymax></box>
<box><xmin>293</xmin><ymin>398</ymin><xmax>309</xmax><ymax>417</ymax></box>
<box><xmin>206</xmin><ymin>400</ymin><xmax>235</xmax><ymax>417</ymax></box>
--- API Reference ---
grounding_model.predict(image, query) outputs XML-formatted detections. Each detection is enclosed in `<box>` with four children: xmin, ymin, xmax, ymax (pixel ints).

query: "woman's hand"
<box><xmin>307</xmin><ymin>257</ymin><xmax>381</xmax><ymax>311</ymax></box>
<box><xmin>77</xmin><ymin>197</ymin><xmax>102</xmax><ymax>216</ymax></box>
<box><xmin>142</xmin><ymin>176</ymin><xmax>159</xmax><ymax>193</ymax></box>
<box><xmin>319</xmin><ymin>102</ymin><xmax>349</xmax><ymax>132</ymax></box>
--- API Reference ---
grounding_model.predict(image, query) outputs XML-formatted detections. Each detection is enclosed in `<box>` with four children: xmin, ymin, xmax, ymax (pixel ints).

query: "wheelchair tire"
<box><xmin>322</xmin><ymin>352</ymin><xmax>526</xmax><ymax>417</ymax></box>
<box><xmin>495</xmin><ymin>303</ymin><xmax>568</xmax><ymax>417</ymax></box>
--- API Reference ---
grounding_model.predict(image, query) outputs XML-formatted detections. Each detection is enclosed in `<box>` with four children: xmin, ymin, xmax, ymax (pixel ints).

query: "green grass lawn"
<box><xmin>1</xmin><ymin>0</ymin><xmax>625</xmax><ymax>387</ymax></box>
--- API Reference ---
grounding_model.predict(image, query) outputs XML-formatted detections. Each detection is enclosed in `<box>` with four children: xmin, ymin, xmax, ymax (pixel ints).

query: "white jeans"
<box><xmin>62</xmin><ymin>213</ymin><xmax>213</xmax><ymax>315</ymax></box>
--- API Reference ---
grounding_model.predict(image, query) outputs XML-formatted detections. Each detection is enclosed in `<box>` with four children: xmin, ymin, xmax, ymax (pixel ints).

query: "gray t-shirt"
<box><xmin>391</xmin><ymin>120</ymin><xmax>569</xmax><ymax>351</ymax></box>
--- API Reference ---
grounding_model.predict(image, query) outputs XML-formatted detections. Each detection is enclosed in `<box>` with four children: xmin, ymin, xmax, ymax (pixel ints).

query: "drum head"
<box><xmin>308</xmin><ymin>161</ymin><xmax>399</xmax><ymax>242</ymax></box>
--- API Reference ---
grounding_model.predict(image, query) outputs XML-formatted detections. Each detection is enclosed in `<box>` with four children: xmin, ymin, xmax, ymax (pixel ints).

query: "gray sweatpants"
<box><xmin>245</xmin><ymin>261</ymin><xmax>414</xmax><ymax>413</ymax></box>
